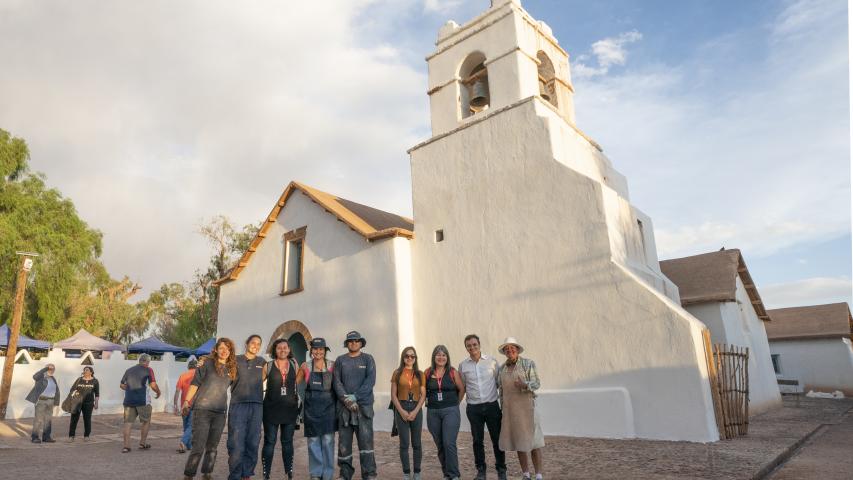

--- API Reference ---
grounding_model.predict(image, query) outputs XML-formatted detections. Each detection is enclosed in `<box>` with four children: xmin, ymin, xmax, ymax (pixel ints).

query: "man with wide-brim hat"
<box><xmin>496</xmin><ymin>337</ymin><xmax>544</xmax><ymax>480</ymax></box>
<box><xmin>333</xmin><ymin>331</ymin><xmax>377</xmax><ymax>479</ymax></box>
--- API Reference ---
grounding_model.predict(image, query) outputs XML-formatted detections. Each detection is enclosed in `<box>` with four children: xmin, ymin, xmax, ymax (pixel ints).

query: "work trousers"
<box><xmin>181</xmin><ymin>409</ymin><xmax>193</xmax><ymax>449</ymax></box>
<box><xmin>262</xmin><ymin>421</ymin><xmax>296</xmax><ymax>478</ymax></box>
<box><xmin>427</xmin><ymin>406</ymin><xmax>461</xmax><ymax>479</ymax></box>
<box><xmin>227</xmin><ymin>403</ymin><xmax>262</xmax><ymax>480</ymax></box>
<box><xmin>69</xmin><ymin>402</ymin><xmax>95</xmax><ymax>438</ymax></box>
<box><xmin>184</xmin><ymin>409</ymin><xmax>226</xmax><ymax>477</ymax></box>
<box><xmin>466</xmin><ymin>400</ymin><xmax>506</xmax><ymax>473</ymax></box>
<box><xmin>31</xmin><ymin>399</ymin><xmax>54</xmax><ymax>441</ymax></box>
<box><xmin>394</xmin><ymin>400</ymin><xmax>423</xmax><ymax>474</ymax></box>
<box><xmin>307</xmin><ymin>433</ymin><xmax>336</xmax><ymax>480</ymax></box>
<box><xmin>337</xmin><ymin>411</ymin><xmax>376</xmax><ymax>479</ymax></box>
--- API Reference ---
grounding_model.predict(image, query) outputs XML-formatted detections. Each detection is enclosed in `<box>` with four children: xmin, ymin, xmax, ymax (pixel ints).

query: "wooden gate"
<box><xmin>703</xmin><ymin>330</ymin><xmax>750</xmax><ymax>439</ymax></box>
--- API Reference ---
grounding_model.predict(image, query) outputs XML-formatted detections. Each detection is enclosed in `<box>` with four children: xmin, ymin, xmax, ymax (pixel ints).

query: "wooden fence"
<box><xmin>702</xmin><ymin>330</ymin><xmax>750</xmax><ymax>439</ymax></box>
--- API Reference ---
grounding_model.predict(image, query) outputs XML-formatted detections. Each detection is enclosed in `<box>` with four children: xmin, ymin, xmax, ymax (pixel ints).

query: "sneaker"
<box><xmin>413</xmin><ymin>474</ymin><xmax>422</xmax><ymax>480</ymax></box>
<box><xmin>474</xmin><ymin>469</ymin><xmax>486</xmax><ymax>480</ymax></box>
<box><xmin>42</xmin><ymin>438</ymin><xmax>56</xmax><ymax>443</ymax></box>
<box><xmin>403</xmin><ymin>474</ymin><xmax>411</xmax><ymax>480</ymax></box>
<box><xmin>67</xmin><ymin>437</ymin><xmax>75</xmax><ymax>443</ymax></box>
<box><xmin>497</xmin><ymin>471</ymin><xmax>508</xmax><ymax>480</ymax></box>
<box><xmin>31</xmin><ymin>438</ymin><xmax>41</xmax><ymax>444</ymax></box>
<box><xmin>83</xmin><ymin>436</ymin><xmax>90</xmax><ymax>442</ymax></box>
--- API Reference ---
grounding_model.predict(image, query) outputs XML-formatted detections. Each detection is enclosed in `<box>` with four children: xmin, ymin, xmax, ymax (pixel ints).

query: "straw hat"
<box><xmin>498</xmin><ymin>337</ymin><xmax>524</xmax><ymax>355</ymax></box>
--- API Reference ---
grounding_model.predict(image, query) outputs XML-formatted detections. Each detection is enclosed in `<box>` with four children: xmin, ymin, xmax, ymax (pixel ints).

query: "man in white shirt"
<box><xmin>458</xmin><ymin>334</ymin><xmax>506</xmax><ymax>480</ymax></box>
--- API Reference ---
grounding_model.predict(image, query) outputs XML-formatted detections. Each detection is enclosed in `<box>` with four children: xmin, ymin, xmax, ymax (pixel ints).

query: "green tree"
<box><xmin>0</xmin><ymin>128</ymin><xmax>143</xmax><ymax>342</ymax></box>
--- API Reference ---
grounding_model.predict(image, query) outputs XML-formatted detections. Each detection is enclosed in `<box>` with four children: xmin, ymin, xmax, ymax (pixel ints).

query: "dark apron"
<box><xmin>303</xmin><ymin>368</ymin><xmax>336</xmax><ymax>437</ymax></box>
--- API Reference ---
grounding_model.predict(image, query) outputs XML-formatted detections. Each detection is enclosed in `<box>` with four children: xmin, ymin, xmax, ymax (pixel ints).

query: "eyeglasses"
<box><xmin>404</xmin><ymin>354</ymin><xmax>416</xmax><ymax>359</ymax></box>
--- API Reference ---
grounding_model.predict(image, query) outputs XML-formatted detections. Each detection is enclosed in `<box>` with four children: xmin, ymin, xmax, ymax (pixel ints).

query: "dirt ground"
<box><xmin>1</xmin><ymin>395</ymin><xmax>850</xmax><ymax>479</ymax></box>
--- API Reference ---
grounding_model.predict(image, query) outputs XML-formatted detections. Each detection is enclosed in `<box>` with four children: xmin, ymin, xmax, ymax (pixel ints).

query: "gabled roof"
<box><xmin>214</xmin><ymin>181</ymin><xmax>414</xmax><ymax>286</ymax></box>
<box><xmin>659</xmin><ymin>248</ymin><xmax>770</xmax><ymax>321</ymax></box>
<box><xmin>766</xmin><ymin>303</ymin><xmax>853</xmax><ymax>341</ymax></box>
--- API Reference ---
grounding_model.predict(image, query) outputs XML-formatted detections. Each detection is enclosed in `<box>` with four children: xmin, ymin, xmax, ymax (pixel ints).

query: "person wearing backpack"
<box><xmin>301</xmin><ymin>337</ymin><xmax>336</xmax><ymax>480</ymax></box>
<box><xmin>425</xmin><ymin>345</ymin><xmax>465</xmax><ymax>480</ymax></box>
<box><xmin>262</xmin><ymin>338</ymin><xmax>304</xmax><ymax>480</ymax></box>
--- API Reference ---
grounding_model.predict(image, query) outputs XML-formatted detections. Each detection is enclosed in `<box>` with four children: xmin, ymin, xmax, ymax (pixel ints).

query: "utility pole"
<box><xmin>0</xmin><ymin>252</ymin><xmax>38</xmax><ymax>419</ymax></box>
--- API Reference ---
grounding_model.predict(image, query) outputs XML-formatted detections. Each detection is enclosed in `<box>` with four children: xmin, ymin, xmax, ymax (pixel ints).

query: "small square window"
<box><xmin>434</xmin><ymin>229</ymin><xmax>444</xmax><ymax>243</ymax></box>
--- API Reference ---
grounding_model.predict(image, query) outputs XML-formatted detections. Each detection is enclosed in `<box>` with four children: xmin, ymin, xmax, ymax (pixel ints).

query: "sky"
<box><xmin>0</xmin><ymin>0</ymin><xmax>850</xmax><ymax>310</ymax></box>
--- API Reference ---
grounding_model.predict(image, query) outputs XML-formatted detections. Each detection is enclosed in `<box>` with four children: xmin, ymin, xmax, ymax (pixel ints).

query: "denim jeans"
<box><xmin>184</xmin><ymin>409</ymin><xmax>227</xmax><ymax>476</ymax></box>
<box><xmin>227</xmin><ymin>403</ymin><xmax>263</xmax><ymax>480</ymax></box>
<box><xmin>262</xmin><ymin>421</ymin><xmax>296</xmax><ymax>478</ymax></box>
<box><xmin>427</xmin><ymin>406</ymin><xmax>461</xmax><ymax>479</ymax></box>
<box><xmin>307</xmin><ymin>433</ymin><xmax>335</xmax><ymax>480</ymax></box>
<box><xmin>466</xmin><ymin>400</ymin><xmax>506</xmax><ymax>473</ymax></box>
<box><xmin>31</xmin><ymin>399</ymin><xmax>54</xmax><ymax>440</ymax></box>
<box><xmin>394</xmin><ymin>400</ymin><xmax>423</xmax><ymax>474</ymax></box>
<box><xmin>181</xmin><ymin>409</ymin><xmax>193</xmax><ymax>449</ymax></box>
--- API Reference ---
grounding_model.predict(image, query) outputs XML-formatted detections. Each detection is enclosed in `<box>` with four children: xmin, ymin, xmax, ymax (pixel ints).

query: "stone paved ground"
<box><xmin>1</xmin><ymin>396</ymin><xmax>850</xmax><ymax>480</ymax></box>
<box><xmin>768</xmin><ymin>409</ymin><xmax>853</xmax><ymax>479</ymax></box>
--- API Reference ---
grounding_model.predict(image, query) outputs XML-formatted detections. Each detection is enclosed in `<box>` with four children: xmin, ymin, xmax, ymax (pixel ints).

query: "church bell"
<box><xmin>469</xmin><ymin>77</ymin><xmax>490</xmax><ymax>111</ymax></box>
<box><xmin>538</xmin><ymin>78</ymin><xmax>551</xmax><ymax>103</ymax></box>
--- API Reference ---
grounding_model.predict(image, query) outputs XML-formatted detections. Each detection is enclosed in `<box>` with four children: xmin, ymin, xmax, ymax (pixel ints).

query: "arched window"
<box><xmin>536</xmin><ymin>51</ymin><xmax>558</xmax><ymax>108</ymax></box>
<box><xmin>459</xmin><ymin>52</ymin><xmax>490</xmax><ymax>119</ymax></box>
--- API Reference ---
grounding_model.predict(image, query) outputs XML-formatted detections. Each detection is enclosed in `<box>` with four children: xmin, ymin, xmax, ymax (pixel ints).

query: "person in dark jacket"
<box><xmin>333</xmin><ymin>331</ymin><xmax>377</xmax><ymax>480</ymax></box>
<box><xmin>26</xmin><ymin>363</ymin><xmax>60</xmax><ymax>443</ymax></box>
<box><xmin>262</xmin><ymin>338</ymin><xmax>304</xmax><ymax>480</ymax></box>
<box><xmin>182</xmin><ymin>338</ymin><xmax>237</xmax><ymax>480</ymax></box>
<box><xmin>68</xmin><ymin>366</ymin><xmax>99</xmax><ymax>441</ymax></box>
<box><xmin>301</xmin><ymin>337</ymin><xmax>336</xmax><ymax>480</ymax></box>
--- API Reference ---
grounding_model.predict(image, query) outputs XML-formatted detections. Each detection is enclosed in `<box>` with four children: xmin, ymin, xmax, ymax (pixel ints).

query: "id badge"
<box><xmin>408</xmin><ymin>392</ymin><xmax>414</xmax><ymax>401</ymax></box>
<box><xmin>436</xmin><ymin>391</ymin><xmax>443</xmax><ymax>401</ymax></box>
<box><xmin>281</xmin><ymin>386</ymin><xmax>287</xmax><ymax>396</ymax></box>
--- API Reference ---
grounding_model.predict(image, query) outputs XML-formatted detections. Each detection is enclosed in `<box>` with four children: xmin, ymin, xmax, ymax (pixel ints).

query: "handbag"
<box><xmin>61</xmin><ymin>390</ymin><xmax>83</xmax><ymax>415</ymax></box>
<box><xmin>388</xmin><ymin>400</ymin><xmax>399</xmax><ymax>437</ymax></box>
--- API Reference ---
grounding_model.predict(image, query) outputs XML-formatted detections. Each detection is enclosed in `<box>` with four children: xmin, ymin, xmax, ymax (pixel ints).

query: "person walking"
<box><xmin>262</xmin><ymin>338</ymin><xmax>304</xmax><ymax>480</ymax></box>
<box><xmin>174</xmin><ymin>359</ymin><xmax>198</xmax><ymax>453</ymax></box>
<box><xmin>68</xmin><ymin>366</ymin><xmax>99</xmax><ymax>442</ymax></box>
<box><xmin>301</xmin><ymin>337</ymin><xmax>336</xmax><ymax>480</ymax></box>
<box><xmin>459</xmin><ymin>334</ymin><xmax>506</xmax><ymax>480</ymax></box>
<box><xmin>497</xmin><ymin>338</ymin><xmax>544</xmax><ymax>480</ymax></box>
<box><xmin>333</xmin><ymin>331</ymin><xmax>377</xmax><ymax>480</ymax></box>
<box><xmin>425</xmin><ymin>345</ymin><xmax>465</xmax><ymax>480</ymax></box>
<box><xmin>120</xmin><ymin>353</ymin><xmax>161</xmax><ymax>453</ymax></box>
<box><xmin>26</xmin><ymin>363</ymin><xmax>60</xmax><ymax>443</ymax></box>
<box><xmin>182</xmin><ymin>338</ymin><xmax>237</xmax><ymax>480</ymax></box>
<box><xmin>228</xmin><ymin>334</ymin><xmax>267</xmax><ymax>480</ymax></box>
<box><xmin>390</xmin><ymin>346</ymin><xmax>426</xmax><ymax>480</ymax></box>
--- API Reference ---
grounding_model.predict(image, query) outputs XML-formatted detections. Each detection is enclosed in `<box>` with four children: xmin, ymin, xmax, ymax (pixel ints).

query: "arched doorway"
<box><xmin>268</xmin><ymin>320</ymin><xmax>312</xmax><ymax>363</ymax></box>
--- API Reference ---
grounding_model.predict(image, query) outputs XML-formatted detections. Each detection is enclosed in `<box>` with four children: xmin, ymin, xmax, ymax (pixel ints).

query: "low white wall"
<box><xmin>0</xmin><ymin>348</ymin><xmax>194</xmax><ymax>420</ymax></box>
<box><xmin>770</xmin><ymin>337</ymin><xmax>853</xmax><ymax>395</ymax></box>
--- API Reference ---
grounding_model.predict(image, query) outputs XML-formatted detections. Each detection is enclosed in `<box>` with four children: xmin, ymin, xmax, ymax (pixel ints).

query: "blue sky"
<box><xmin>0</xmin><ymin>0</ymin><xmax>849</xmax><ymax>309</ymax></box>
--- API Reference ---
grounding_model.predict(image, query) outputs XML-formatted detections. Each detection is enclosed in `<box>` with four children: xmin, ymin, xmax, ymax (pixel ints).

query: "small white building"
<box><xmin>766</xmin><ymin>303</ymin><xmax>853</xmax><ymax>395</ymax></box>
<box><xmin>217</xmin><ymin>0</ymin><xmax>720</xmax><ymax>442</ymax></box>
<box><xmin>660</xmin><ymin>249</ymin><xmax>782</xmax><ymax>415</ymax></box>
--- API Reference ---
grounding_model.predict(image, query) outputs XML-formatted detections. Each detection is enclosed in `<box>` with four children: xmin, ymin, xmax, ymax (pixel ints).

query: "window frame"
<box><xmin>281</xmin><ymin>226</ymin><xmax>307</xmax><ymax>296</ymax></box>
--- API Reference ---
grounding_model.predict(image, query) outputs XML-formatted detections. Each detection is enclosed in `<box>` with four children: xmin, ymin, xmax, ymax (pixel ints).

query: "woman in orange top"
<box><xmin>390</xmin><ymin>346</ymin><xmax>426</xmax><ymax>480</ymax></box>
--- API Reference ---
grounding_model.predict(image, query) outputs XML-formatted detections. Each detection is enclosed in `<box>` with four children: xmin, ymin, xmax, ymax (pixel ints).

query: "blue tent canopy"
<box><xmin>0</xmin><ymin>324</ymin><xmax>51</xmax><ymax>350</ymax></box>
<box><xmin>194</xmin><ymin>338</ymin><xmax>216</xmax><ymax>356</ymax></box>
<box><xmin>127</xmin><ymin>336</ymin><xmax>189</xmax><ymax>356</ymax></box>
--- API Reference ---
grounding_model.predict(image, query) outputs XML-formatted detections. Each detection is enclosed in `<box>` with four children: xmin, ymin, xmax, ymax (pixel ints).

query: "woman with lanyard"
<box><xmin>262</xmin><ymin>338</ymin><xmax>304</xmax><ymax>480</ymax></box>
<box><xmin>300</xmin><ymin>338</ymin><xmax>336</xmax><ymax>480</ymax></box>
<box><xmin>391</xmin><ymin>346</ymin><xmax>426</xmax><ymax>480</ymax></box>
<box><xmin>68</xmin><ymin>366</ymin><xmax>99</xmax><ymax>441</ymax></box>
<box><xmin>425</xmin><ymin>344</ymin><xmax>465</xmax><ymax>480</ymax></box>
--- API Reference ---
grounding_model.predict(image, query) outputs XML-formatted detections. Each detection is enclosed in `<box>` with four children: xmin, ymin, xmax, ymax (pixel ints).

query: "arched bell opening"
<box><xmin>459</xmin><ymin>52</ymin><xmax>490</xmax><ymax>119</ymax></box>
<box><xmin>536</xmin><ymin>51</ymin><xmax>558</xmax><ymax>108</ymax></box>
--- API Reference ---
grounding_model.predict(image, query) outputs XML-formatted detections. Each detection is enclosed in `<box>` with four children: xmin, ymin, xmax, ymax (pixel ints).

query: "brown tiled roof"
<box><xmin>766</xmin><ymin>303</ymin><xmax>853</xmax><ymax>341</ymax></box>
<box><xmin>659</xmin><ymin>249</ymin><xmax>770</xmax><ymax>321</ymax></box>
<box><xmin>213</xmin><ymin>181</ymin><xmax>413</xmax><ymax>286</ymax></box>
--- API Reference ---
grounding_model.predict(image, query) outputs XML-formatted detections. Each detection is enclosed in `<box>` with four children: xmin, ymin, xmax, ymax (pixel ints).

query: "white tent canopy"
<box><xmin>53</xmin><ymin>328</ymin><xmax>124</xmax><ymax>352</ymax></box>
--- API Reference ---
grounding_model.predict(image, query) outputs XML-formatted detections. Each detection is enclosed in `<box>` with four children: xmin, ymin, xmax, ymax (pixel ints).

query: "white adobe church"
<box><xmin>217</xmin><ymin>0</ymin><xmax>720</xmax><ymax>442</ymax></box>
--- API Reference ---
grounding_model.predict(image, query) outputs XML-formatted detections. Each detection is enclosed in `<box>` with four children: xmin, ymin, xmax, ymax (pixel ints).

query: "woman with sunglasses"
<box><xmin>425</xmin><ymin>345</ymin><xmax>465</xmax><ymax>480</ymax></box>
<box><xmin>390</xmin><ymin>347</ymin><xmax>426</xmax><ymax>480</ymax></box>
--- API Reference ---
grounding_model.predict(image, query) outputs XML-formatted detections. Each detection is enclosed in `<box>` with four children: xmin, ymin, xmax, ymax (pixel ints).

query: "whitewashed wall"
<box><xmin>770</xmin><ymin>337</ymin><xmax>853</xmax><ymax>395</ymax></box>
<box><xmin>410</xmin><ymin>97</ymin><xmax>718</xmax><ymax>442</ymax></box>
<box><xmin>684</xmin><ymin>278</ymin><xmax>782</xmax><ymax>415</ymax></box>
<box><xmin>217</xmin><ymin>191</ymin><xmax>412</xmax><ymax>431</ymax></box>
<box><xmin>0</xmin><ymin>348</ymin><xmax>193</xmax><ymax>420</ymax></box>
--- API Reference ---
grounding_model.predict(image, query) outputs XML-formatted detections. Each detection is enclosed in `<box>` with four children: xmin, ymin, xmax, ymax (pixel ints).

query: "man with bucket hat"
<box><xmin>333</xmin><ymin>331</ymin><xmax>377</xmax><ymax>479</ymax></box>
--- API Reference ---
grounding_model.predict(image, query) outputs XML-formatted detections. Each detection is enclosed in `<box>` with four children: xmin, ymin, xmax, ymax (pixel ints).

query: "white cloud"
<box><xmin>574</xmin><ymin>30</ymin><xmax>643</xmax><ymax>78</ymax></box>
<box><xmin>759</xmin><ymin>276</ymin><xmax>852</xmax><ymax>309</ymax></box>
<box><xmin>424</xmin><ymin>0</ymin><xmax>465</xmax><ymax>14</ymax></box>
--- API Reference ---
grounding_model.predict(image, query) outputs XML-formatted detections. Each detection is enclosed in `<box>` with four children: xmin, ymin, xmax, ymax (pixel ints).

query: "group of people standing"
<box><xmin>390</xmin><ymin>335</ymin><xmax>544</xmax><ymax>480</ymax></box>
<box><xmin>24</xmin><ymin>330</ymin><xmax>545</xmax><ymax>480</ymax></box>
